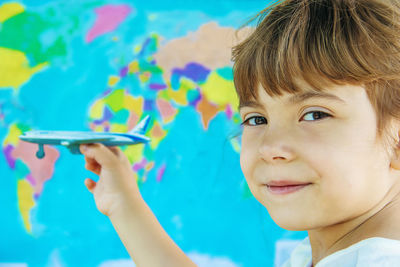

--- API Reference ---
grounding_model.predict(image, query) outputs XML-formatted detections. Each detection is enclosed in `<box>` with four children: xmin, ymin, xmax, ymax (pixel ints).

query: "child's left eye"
<box><xmin>301</xmin><ymin>111</ymin><xmax>331</xmax><ymax>121</ymax></box>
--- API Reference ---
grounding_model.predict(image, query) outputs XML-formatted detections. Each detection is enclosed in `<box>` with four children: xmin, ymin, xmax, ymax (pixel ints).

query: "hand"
<box><xmin>80</xmin><ymin>144</ymin><xmax>141</xmax><ymax>217</ymax></box>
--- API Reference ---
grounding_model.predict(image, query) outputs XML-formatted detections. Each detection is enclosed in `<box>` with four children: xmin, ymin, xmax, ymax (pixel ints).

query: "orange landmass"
<box><xmin>196</xmin><ymin>95</ymin><xmax>219</xmax><ymax>130</ymax></box>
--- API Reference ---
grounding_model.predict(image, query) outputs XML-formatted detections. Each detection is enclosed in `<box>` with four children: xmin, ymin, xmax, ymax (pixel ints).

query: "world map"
<box><xmin>0</xmin><ymin>1</ymin><xmax>306</xmax><ymax>266</ymax></box>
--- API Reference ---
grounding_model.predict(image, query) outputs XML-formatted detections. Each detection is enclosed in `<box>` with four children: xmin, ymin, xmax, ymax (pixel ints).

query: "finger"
<box><xmin>83</xmin><ymin>156</ymin><xmax>101</xmax><ymax>174</ymax></box>
<box><xmin>106</xmin><ymin>146</ymin><xmax>130</xmax><ymax>164</ymax></box>
<box><xmin>80</xmin><ymin>143</ymin><xmax>116</xmax><ymax>167</ymax></box>
<box><xmin>85</xmin><ymin>161</ymin><xmax>101</xmax><ymax>175</ymax></box>
<box><xmin>84</xmin><ymin>178</ymin><xmax>96</xmax><ymax>193</ymax></box>
<box><xmin>108</xmin><ymin>146</ymin><xmax>124</xmax><ymax>157</ymax></box>
<box><xmin>84</xmin><ymin>156</ymin><xmax>98</xmax><ymax>165</ymax></box>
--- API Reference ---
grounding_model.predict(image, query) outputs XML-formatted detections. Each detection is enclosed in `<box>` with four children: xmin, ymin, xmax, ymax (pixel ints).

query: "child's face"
<box><xmin>239</xmin><ymin>81</ymin><xmax>398</xmax><ymax>230</ymax></box>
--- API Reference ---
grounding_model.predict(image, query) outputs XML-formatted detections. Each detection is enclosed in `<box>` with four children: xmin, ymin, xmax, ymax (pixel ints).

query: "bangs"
<box><xmin>232</xmin><ymin>0</ymin><xmax>400</xmax><ymax>105</ymax></box>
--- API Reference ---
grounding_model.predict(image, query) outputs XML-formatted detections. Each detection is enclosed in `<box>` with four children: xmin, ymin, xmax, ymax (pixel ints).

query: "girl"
<box><xmin>81</xmin><ymin>0</ymin><xmax>400</xmax><ymax>266</ymax></box>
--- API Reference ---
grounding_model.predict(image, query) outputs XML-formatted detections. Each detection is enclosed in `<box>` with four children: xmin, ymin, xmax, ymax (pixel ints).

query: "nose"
<box><xmin>258</xmin><ymin>131</ymin><xmax>296</xmax><ymax>164</ymax></box>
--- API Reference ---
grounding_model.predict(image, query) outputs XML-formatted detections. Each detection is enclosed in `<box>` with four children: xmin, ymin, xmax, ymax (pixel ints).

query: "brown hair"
<box><xmin>232</xmin><ymin>0</ymin><xmax>400</xmax><ymax>145</ymax></box>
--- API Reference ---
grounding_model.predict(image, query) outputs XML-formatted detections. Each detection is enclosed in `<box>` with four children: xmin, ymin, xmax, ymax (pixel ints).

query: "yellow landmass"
<box><xmin>89</xmin><ymin>124</ymin><xmax>101</xmax><ymax>132</ymax></box>
<box><xmin>167</xmin><ymin>87</ymin><xmax>187</xmax><ymax>106</ymax></box>
<box><xmin>0</xmin><ymin>47</ymin><xmax>48</xmax><ymax>90</ymax></box>
<box><xmin>3</xmin><ymin>123</ymin><xmax>22</xmax><ymax>146</ymax></box>
<box><xmin>128</xmin><ymin>61</ymin><xmax>139</xmax><ymax>73</ymax></box>
<box><xmin>108</xmin><ymin>76</ymin><xmax>120</xmax><ymax>87</ymax></box>
<box><xmin>124</xmin><ymin>95</ymin><xmax>143</xmax><ymax>115</ymax></box>
<box><xmin>133</xmin><ymin>45</ymin><xmax>141</xmax><ymax>55</ymax></box>
<box><xmin>163</xmin><ymin>78</ymin><xmax>196</xmax><ymax>106</ymax></box>
<box><xmin>105</xmin><ymin>89</ymin><xmax>124</xmax><ymax>112</ymax></box>
<box><xmin>110</xmin><ymin>123</ymin><xmax>127</xmax><ymax>133</ymax></box>
<box><xmin>201</xmin><ymin>71</ymin><xmax>239</xmax><ymax>108</ymax></box>
<box><xmin>139</xmin><ymin>72</ymin><xmax>150</xmax><ymax>83</ymax></box>
<box><xmin>17</xmin><ymin>179</ymin><xmax>35</xmax><ymax>233</ymax></box>
<box><xmin>145</xmin><ymin>161</ymin><xmax>155</xmax><ymax>171</ymax></box>
<box><xmin>89</xmin><ymin>99</ymin><xmax>105</xmax><ymax>120</ymax></box>
<box><xmin>0</xmin><ymin>2</ymin><xmax>24</xmax><ymax>23</ymax></box>
<box><xmin>180</xmin><ymin>77</ymin><xmax>197</xmax><ymax>91</ymax></box>
<box><xmin>230</xmin><ymin>138</ymin><xmax>241</xmax><ymax>153</ymax></box>
<box><xmin>124</xmin><ymin>145</ymin><xmax>144</xmax><ymax>164</ymax></box>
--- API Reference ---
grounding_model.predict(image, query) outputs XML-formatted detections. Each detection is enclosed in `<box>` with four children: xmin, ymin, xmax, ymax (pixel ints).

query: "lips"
<box><xmin>265</xmin><ymin>180</ymin><xmax>312</xmax><ymax>195</ymax></box>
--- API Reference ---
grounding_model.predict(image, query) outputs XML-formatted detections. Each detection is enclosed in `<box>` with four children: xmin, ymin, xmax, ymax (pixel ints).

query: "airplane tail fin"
<box><xmin>129</xmin><ymin>115</ymin><xmax>151</xmax><ymax>135</ymax></box>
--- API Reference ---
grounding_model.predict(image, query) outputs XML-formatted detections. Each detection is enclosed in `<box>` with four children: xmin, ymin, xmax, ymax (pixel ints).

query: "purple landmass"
<box><xmin>103</xmin><ymin>106</ymin><xmax>113</xmax><ymax>120</ymax></box>
<box><xmin>144</xmin><ymin>99</ymin><xmax>154</xmax><ymax>111</ymax></box>
<box><xmin>93</xmin><ymin>106</ymin><xmax>113</xmax><ymax>125</ymax></box>
<box><xmin>102</xmin><ymin>88</ymin><xmax>112</xmax><ymax>96</ymax></box>
<box><xmin>149</xmin><ymin>83</ymin><xmax>167</xmax><ymax>90</ymax></box>
<box><xmin>3</xmin><ymin>144</ymin><xmax>15</xmax><ymax>169</ymax></box>
<box><xmin>120</xmin><ymin>66</ymin><xmax>129</xmax><ymax>77</ymax></box>
<box><xmin>172</xmin><ymin>62</ymin><xmax>210</xmax><ymax>83</ymax></box>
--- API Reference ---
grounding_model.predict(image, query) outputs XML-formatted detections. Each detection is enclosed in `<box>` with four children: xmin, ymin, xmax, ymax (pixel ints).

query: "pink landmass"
<box><xmin>86</xmin><ymin>4</ymin><xmax>132</xmax><ymax>43</ymax></box>
<box><xmin>12</xmin><ymin>141</ymin><xmax>60</xmax><ymax>195</ymax></box>
<box><xmin>133</xmin><ymin>158</ymin><xmax>147</xmax><ymax>172</ymax></box>
<box><xmin>156</xmin><ymin>164</ymin><xmax>166</xmax><ymax>182</ymax></box>
<box><xmin>127</xmin><ymin>112</ymin><xmax>139</xmax><ymax>131</ymax></box>
<box><xmin>156</xmin><ymin>98</ymin><xmax>177</xmax><ymax>123</ymax></box>
<box><xmin>225</xmin><ymin>104</ymin><xmax>233</xmax><ymax>119</ymax></box>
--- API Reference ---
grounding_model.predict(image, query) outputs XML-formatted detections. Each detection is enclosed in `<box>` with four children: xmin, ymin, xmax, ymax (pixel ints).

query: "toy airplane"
<box><xmin>19</xmin><ymin>115</ymin><xmax>151</xmax><ymax>159</ymax></box>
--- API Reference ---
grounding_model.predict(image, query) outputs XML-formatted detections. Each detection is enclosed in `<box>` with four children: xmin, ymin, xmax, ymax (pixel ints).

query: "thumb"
<box><xmin>84</xmin><ymin>178</ymin><xmax>97</xmax><ymax>193</ymax></box>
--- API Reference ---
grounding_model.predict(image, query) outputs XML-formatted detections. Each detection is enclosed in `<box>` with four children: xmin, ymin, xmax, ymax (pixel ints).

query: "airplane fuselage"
<box><xmin>20</xmin><ymin>131</ymin><xmax>149</xmax><ymax>146</ymax></box>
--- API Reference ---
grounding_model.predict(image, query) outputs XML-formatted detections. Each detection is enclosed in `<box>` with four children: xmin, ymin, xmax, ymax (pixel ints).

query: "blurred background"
<box><xmin>0</xmin><ymin>0</ymin><xmax>306</xmax><ymax>266</ymax></box>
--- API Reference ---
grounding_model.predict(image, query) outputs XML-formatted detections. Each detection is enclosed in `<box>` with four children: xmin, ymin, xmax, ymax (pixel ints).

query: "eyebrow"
<box><xmin>238</xmin><ymin>100</ymin><xmax>264</xmax><ymax>110</ymax></box>
<box><xmin>288</xmin><ymin>91</ymin><xmax>346</xmax><ymax>105</ymax></box>
<box><xmin>238</xmin><ymin>91</ymin><xmax>346</xmax><ymax>110</ymax></box>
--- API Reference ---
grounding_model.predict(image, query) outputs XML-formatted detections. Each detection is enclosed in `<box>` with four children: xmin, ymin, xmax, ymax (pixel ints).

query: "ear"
<box><xmin>390</xmin><ymin>131</ymin><xmax>400</xmax><ymax>170</ymax></box>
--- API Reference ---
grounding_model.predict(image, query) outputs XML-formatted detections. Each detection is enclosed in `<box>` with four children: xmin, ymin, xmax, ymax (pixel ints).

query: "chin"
<box><xmin>266</xmin><ymin>209</ymin><xmax>317</xmax><ymax>231</ymax></box>
<box><xmin>276</xmin><ymin>222</ymin><xmax>311</xmax><ymax>231</ymax></box>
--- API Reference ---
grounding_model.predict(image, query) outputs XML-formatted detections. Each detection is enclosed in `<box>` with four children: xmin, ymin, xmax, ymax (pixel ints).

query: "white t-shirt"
<box><xmin>282</xmin><ymin>237</ymin><xmax>400</xmax><ymax>267</ymax></box>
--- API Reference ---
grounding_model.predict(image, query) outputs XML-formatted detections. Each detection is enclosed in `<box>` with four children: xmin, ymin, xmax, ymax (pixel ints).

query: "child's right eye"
<box><xmin>241</xmin><ymin>116</ymin><xmax>267</xmax><ymax>126</ymax></box>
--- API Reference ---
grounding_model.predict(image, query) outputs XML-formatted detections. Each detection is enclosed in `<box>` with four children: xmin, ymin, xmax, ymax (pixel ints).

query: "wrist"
<box><xmin>108</xmin><ymin>188</ymin><xmax>146</xmax><ymax>219</ymax></box>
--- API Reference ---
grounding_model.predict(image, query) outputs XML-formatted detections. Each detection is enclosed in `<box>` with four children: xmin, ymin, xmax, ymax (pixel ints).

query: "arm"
<box><xmin>80</xmin><ymin>144</ymin><xmax>196</xmax><ymax>267</ymax></box>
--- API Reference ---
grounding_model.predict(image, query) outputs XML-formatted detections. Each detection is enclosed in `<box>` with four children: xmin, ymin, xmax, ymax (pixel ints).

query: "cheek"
<box><xmin>305</xmin><ymin>140</ymin><xmax>385</xmax><ymax>208</ymax></box>
<box><xmin>240</xmin><ymin>131</ymin><xmax>258</xmax><ymax>180</ymax></box>
<box><xmin>240</xmin><ymin>142</ymin><xmax>251</xmax><ymax>178</ymax></box>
